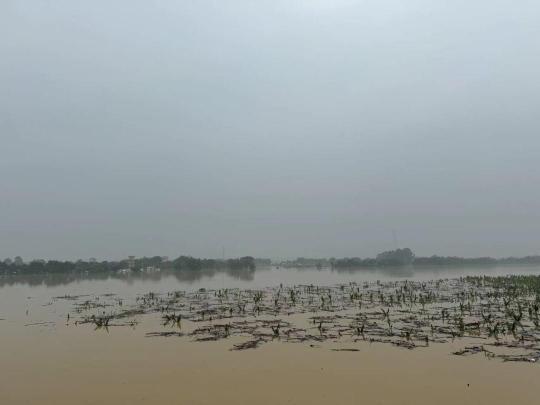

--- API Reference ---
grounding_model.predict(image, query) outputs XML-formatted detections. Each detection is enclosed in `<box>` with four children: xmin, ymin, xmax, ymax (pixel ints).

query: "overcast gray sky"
<box><xmin>1</xmin><ymin>0</ymin><xmax>540</xmax><ymax>260</ymax></box>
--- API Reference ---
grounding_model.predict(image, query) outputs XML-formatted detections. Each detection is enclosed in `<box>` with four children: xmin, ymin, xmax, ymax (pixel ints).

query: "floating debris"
<box><xmin>231</xmin><ymin>339</ymin><xmax>264</xmax><ymax>351</ymax></box>
<box><xmin>146</xmin><ymin>332</ymin><xmax>184</xmax><ymax>338</ymax></box>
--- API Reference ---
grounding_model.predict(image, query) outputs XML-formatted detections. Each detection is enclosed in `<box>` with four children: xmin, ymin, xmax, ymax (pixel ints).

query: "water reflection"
<box><xmin>2</xmin><ymin>265</ymin><xmax>540</xmax><ymax>289</ymax></box>
<box><xmin>0</xmin><ymin>267</ymin><xmax>256</xmax><ymax>288</ymax></box>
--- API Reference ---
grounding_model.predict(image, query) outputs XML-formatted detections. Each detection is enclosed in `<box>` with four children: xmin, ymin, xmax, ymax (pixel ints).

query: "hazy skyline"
<box><xmin>2</xmin><ymin>1</ymin><xmax>540</xmax><ymax>260</ymax></box>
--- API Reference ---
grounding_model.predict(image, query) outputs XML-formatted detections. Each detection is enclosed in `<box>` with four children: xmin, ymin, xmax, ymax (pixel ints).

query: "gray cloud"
<box><xmin>1</xmin><ymin>1</ymin><xmax>539</xmax><ymax>260</ymax></box>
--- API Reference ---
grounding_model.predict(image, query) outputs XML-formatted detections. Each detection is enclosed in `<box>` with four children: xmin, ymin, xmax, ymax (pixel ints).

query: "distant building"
<box><xmin>127</xmin><ymin>256</ymin><xmax>136</xmax><ymax>269</ymax></box>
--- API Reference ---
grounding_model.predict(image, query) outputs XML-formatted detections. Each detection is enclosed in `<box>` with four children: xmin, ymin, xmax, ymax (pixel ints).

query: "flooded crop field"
<box><xmin>2</xmin><ymin>266</ymin><xmax>540</xmax><ymax>404</ymax></box>
<box><xmin>56</xmin><ymin>275</ymin><xmax>540</xmax><ymax>361</ymax></box>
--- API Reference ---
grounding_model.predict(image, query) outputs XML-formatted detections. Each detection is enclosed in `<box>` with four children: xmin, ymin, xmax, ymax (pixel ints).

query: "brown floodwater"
<box><xmin>1</xmin><ymin>266</ymin><xmax>540</xmax><ymax>404</ymax></box>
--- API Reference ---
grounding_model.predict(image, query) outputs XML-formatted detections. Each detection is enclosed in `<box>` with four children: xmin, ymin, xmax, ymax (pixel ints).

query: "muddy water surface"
<box><xmin>1</xmin><ymin>266</ymin><xmax>540</xmax><ymax>404</ymax></box>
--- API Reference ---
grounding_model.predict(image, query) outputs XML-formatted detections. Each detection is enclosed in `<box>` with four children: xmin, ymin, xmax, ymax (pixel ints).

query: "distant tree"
<box><xmin>13</xmin><ymin>256</ymin><xmax>24</xmax><ymax>266</ymax></box>
<box><xmin>173</xmin><ymin>256</ymin><xmax>206</xmax><ymax>271</ymax></box>
<box><xmin>376</xmin><ymin>248</ymin><xmax>415</xmax><ymax>266</ymax></box>
<box><xmin>27</xmin><ymin>260</ymin><xmax>46</xmax><ymax>273</ymax></box>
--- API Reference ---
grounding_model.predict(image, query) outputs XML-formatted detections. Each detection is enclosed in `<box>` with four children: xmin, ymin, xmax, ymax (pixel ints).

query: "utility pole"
<box><xmin>392</xmin><ymin>230</ymin><xmax>399</xmax><ymax>250</ymax></box>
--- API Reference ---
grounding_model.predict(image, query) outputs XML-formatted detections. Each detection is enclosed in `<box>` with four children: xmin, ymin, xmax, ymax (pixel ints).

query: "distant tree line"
<box><xmin>413</xmin><ymin>255</ymin><xmax>540</xmax><ymax>267</ymax></box>
<box><xmin>3</xmin><ymin>250</ymin><xmax>540</xmax><ymax>276</ymax></box>
<box><xmin>0</xmin><ymin>255</ymin><xmax>256</xmax><ymax>275</ymax></box>
<box><xmin>281</xmin><ymin>249</ymin><xmax>540</xmax><ymax>269</ymax></box>
<box><xmin>0</xmin><ymin>257</ymin><xmax>125</xmax><ymax>275</ymax></box>
<box><xmin>328</xmin><ymin>248</ymin><xmax>415</xmax><ymax>267</ymax></box>
<box><xmin>171</xmin><ymin>256</ymin><xmax>256</xmax><ymax>271</ymax></box>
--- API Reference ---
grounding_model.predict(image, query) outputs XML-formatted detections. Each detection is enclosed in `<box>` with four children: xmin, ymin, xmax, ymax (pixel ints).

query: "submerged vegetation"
<box><xmin>49</xmin><ymin>274</ymin><xmax>540</xmax><ymax>363</ymax></box>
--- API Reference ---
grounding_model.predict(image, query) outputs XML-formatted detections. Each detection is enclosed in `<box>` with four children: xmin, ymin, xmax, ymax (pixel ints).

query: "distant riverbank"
<box><xmin>3</xmin><ymin>248</ymin><xmax>540</xmax><ymax>276</ymax></box>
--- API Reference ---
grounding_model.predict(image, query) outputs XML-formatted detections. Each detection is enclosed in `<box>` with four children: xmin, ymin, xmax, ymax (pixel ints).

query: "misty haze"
<box><xmin>2</xmin><ymin>1</ymin><xmax>540</xmax><ymax>261</ymax></box>
<box><xmin>2</xmin><ymin>2</ymin><xmax>540</xmax><ymax>405</ymax></box>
